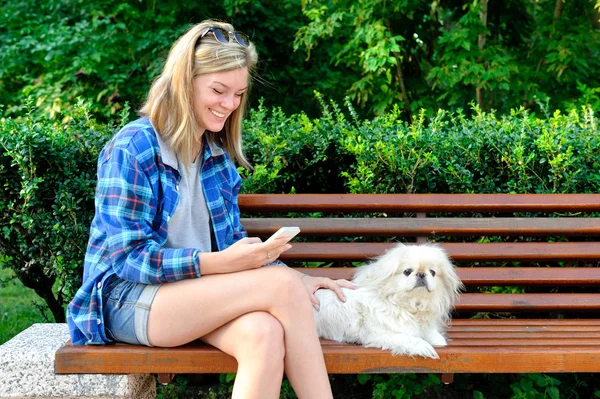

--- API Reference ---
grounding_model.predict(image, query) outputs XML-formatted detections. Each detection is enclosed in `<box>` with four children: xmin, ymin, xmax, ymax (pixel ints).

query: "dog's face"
<box><xmin>355</xmin><ymin>243</ymin><xmax>463</xmax><ymax>316</ymax></box>
<box><xmin>393</xmin><ymin>246</ymin><xmax>451</xmax><ymax>295</ymax></box>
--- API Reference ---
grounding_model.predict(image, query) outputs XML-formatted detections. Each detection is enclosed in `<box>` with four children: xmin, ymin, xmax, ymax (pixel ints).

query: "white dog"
<box><xmin>313</xmin><ymin>243</ymin><xmax>463</xmax><ymax>359</ymax></box>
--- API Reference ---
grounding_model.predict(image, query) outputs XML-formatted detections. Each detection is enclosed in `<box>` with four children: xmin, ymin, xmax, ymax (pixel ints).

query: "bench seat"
<box><xmin>55</xmin><ymin>319</ymin><xmax>600</xmax><ymax>376</ymax></box>
<box><xmin>55</xmin><ymin>194</ymin><xmax>600</xmax><ymax>383</ymax></box>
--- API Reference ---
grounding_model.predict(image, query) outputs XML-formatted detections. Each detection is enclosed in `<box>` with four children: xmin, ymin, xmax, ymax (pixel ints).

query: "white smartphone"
<box><xmin>266</xmin><ymin>227</ymin><xmax>301</xmax><ymax>244</ymax></box>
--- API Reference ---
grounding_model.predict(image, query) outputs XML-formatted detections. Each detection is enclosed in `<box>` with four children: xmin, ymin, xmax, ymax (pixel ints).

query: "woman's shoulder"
<box><xmin>112</xmin><ymin>117</ymin><xmax>159</xmax><ymax>153</ymax></box>
<box><xmin>102</xmin><ymin>117</ymin><xmax>160</xmax><ymax>162</ymax></box>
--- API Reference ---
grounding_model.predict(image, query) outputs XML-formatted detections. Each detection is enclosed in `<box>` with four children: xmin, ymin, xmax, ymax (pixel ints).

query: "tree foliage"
<box><xmin>1</xmin><ymin>0</ymin><xmax>598</xmax><ymax>121</ymax></box>
<box><xmin>295</xmin><ymin>0</ymin><xmax>600</xmax><ymax>117</ymax></box>
<box><xmin>0</xmin><ymin>0</ymin><xmax>350</xmax><ymax>119</ymax></box>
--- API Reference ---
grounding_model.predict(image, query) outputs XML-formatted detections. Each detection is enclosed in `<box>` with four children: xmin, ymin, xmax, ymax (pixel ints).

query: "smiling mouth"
<box><xmin>210</xmin><ymin>109</ymin><xmax>225</xmax><ymax>118</ymax></box>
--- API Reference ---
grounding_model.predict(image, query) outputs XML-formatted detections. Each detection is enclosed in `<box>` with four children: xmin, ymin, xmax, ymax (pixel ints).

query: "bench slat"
<box><xmin>298</xmin><ymin>267</ymin><xmax>600</xmax><ymax>285</ymax></box>
<box><xmin>281</xmin><ymin>242</ymin><xmax>600</xmax><ymax>261</ymax></box>
<box><xmin>456</xmin><ymin>293</ymin><xmax>600</xmax><ymax>311</ymax></box>
<box><xmin>449</xmin><ymin>331</ymin><xmax>600</xmax><ymax>338</ymax></box>
<box><xmin>447</xmin><ymin>338</ymin><xmax>600</xmax><ymax>346</ymax></box>
<box><xmin>307</xmin><ymin>333</ymin><xmax>600</xmax><ymax>346</ymax></box>
<box><xmin>54</xmin><ymin>346</ymin><xmax>600</xmax><ymax>374</ymax></box>
<box><xmin>54</xmin><ymin>319</ymin><xmax>600</xmax><ymax>375</ymax></box>
<box><xmin>321</xmin><ymin>346</ymin><xmax>600</xmax><ymax>373</ymax></box>
<box><xmin>451</xmin><ymin>319</ymin><xmax>600</xmax><ymax>326</ymax></box>
<box><xmin>239</xmin><ymin>194</ymin><xmax>600</xmax><ymax>213</ymax></box>
<box><xmin>242</xmin><ymin>218</ymin><xmax>600</xmax><ymax>237</ymax></box>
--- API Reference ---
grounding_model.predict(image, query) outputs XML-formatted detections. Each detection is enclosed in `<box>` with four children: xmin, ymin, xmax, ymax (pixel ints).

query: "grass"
<box><xmin>0</xmin><ymin>262</ymin><xmax>55</xmax><ymax>345</ymax></box>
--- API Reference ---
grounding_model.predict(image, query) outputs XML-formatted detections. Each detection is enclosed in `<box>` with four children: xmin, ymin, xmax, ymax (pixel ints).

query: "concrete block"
<box><xmin>0</xmin><ymin>324</ymin><xmax>155</xmax><ymax>399</ymax></box>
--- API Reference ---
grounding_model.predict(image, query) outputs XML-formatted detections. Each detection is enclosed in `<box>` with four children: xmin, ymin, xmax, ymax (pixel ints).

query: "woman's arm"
<box><xmin>97</xmin><ymin>147</ymin><xmax>201</xmax><ymax>284</ymax></box>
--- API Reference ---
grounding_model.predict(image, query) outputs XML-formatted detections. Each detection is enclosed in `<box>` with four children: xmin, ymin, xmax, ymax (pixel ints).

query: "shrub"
<box><xmin>0</xmin><ymin>100</ymin><xmax>120</xmax><ymax>322</ymax></box>
<box><xmin>340</xmin><ymin>103</ymin><xmax>600</xmax><ymax>194</ymax></box>
<box><xmin>242</xmin><ymin>95</ymin><xmax>599</xmax><ymax>196</ymax></box>
<box><xmin>240</xmin><ymin>95</ymin><xmax>354</xmax><ymax>194</ymax></box>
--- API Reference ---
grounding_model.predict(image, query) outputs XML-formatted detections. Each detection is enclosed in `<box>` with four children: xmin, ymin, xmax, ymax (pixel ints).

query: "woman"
<box><xmin>67</xmin><ymin>20</ymin><xmax>355</xmax><ymax>398</ymax></box>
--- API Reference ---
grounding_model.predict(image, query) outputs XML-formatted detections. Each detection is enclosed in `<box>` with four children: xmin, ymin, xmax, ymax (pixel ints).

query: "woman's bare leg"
<box><xmin>146</xmin><ymin>266</ymin><xmax>333</xmax><ymax>399</ymax></box>
<box><xmin>201</xmin><ymin>312</ymin><xmax>285</xmax><ymax>399</ymax></box>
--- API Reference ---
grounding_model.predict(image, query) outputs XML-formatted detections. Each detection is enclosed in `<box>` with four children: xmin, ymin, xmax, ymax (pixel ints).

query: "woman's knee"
<box><xmin>234</xmin><ymin>312</ymin><xmax>285</xmax><ymax>363</ymax></box>
<box><xmin>263</xmin><ymin>266</ymin><xmax>310</xmax><ymax>306</ymax></box>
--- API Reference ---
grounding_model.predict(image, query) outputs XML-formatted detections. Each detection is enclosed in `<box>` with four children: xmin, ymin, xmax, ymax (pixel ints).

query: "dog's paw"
<box><xmin>391</xmin><ymin>337</ymin><xmax>439</xmax><ymax>359</ymax></box>
<box><xmin>411</xmin><ymin>340</ymin><xmax>439</xmax><ymax>359</ymax></box>
<box><xmin>426</xmin><ymin>331</ymin><xmax>447</xmax><ymax>347</ymax></box>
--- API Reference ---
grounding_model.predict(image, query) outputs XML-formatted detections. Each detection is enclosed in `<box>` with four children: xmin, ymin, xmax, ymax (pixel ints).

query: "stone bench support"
<box><xmin>0</xmin><ymin>324</ymin><xmax>155</xmax><ymax>399</ymax></box>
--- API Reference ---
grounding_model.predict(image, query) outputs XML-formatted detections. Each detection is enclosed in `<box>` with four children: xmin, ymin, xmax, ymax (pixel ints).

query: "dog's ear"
<box><xmin>439</xmin><ymin>255</ymin><xmax>464</xmax><ymax>301</ymax></box>
<box><xmin>353</xmin><ymin>244</ymin><xmax>406</xmax><ymax>285</ymax></box>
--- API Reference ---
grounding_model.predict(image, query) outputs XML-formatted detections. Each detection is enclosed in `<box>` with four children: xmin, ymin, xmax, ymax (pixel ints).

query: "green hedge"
<box><xmin>0</xmin><ymin>101</ymin><xmax>117</xmax><ymax>322</ymax></box>
<box><xmin>1</xmin><ymin>97</ymin><xmax>598</xmax><ymax>322</ymax></box>
<box><xmin>241</xmin><ymin>95</ymin><xmax>600</xmax><ymax>195</ymax></box>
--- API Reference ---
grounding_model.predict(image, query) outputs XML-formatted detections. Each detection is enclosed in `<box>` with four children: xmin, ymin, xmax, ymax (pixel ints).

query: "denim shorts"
<box><xmin>101</xmin><ymin>276</ymin><xmax>161</xmax><ymax>347</ymax></box>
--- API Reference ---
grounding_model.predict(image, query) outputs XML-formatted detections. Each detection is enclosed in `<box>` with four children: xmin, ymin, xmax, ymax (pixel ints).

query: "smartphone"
<box><xmin>266</xmin><ymin>227</ymin><xmax>301</xmax><ymax>244</ymax></box>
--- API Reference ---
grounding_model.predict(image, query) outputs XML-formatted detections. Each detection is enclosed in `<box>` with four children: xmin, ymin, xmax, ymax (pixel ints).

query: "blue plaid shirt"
<box><xmin>67</xmin><ymin>117</ymin><xmax>248</xmax><ymax>345</ymax></box>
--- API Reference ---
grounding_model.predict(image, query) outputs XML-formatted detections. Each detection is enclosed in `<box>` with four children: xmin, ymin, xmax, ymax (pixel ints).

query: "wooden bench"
<box><xmin>55</xmin><ymin>194</ymin><xmax>600</xmax><ymax>384</ymax></box>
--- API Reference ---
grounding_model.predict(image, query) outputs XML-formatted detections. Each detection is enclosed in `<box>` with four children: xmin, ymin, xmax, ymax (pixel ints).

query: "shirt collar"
<box><xmin>152</xmin><ymin>123</ymin><xmax>225</xmax><ymax>171</ymax></box>
<box><xmin>155</xmin><ymin>130</ymin><xmax>179</xmax><ymax>170</ymax></box>
<box><xmin>202</xmin><ymin>135</ymin><xmax>225</xmax><ymax>163</ymax></box>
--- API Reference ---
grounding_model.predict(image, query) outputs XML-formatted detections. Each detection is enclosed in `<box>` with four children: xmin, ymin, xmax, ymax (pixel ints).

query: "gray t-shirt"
<box><xmin>156</xmin><ymin>132</ymin><xmax>212</xmax><ymax>253</ymax></box>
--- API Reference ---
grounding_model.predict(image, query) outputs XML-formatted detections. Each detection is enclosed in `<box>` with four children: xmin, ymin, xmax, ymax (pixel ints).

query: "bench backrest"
<box><xmin>239</xmin><ymin>194</ymin><xmax>600</xmax><ymax>316</ymax></box>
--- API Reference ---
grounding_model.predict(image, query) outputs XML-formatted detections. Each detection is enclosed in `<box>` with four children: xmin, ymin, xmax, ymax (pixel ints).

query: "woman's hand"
<box><xmin>300</xmin><ymin>275</ymin><xmax>358</xmax><ymax>311</ymax></box>
<box><xmin>200</xmin><ymin>236</ymin><xmax>291</xmax><ymax>275</ymax></box>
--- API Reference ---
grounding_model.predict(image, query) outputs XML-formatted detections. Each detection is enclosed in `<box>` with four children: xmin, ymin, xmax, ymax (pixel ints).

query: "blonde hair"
<box><xmin>140</xmin><ymin>20</ymin><xmax>257</xmax><ymax>168</ymax></box>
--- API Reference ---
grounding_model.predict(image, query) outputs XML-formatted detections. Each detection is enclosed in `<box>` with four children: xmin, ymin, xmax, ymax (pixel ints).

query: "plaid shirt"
<box><xmin>67</xmin><ymin>117</ymin><xmax>248</xmax><ymax>345</ymax></box>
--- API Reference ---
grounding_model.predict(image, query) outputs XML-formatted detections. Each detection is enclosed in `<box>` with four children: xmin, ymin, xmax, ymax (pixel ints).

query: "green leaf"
<box><xmin>357</xmin><ymin>374</ymin><xmax>371</xmax><ymax>385</ymax></box>
<box><xmin>547</xmin><ymin>386</ymin><xmax>560</xmax><ymax>399</ymax></box>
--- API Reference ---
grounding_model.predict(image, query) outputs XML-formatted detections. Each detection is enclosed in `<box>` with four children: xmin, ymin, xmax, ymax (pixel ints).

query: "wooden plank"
<box><xmin>448</xmin><ymin>328</ymin><xmax>600</xmax><ymax>338</ymax></box>
<box><xmin>54</xmin><ymin>320</ymin><xmax>600</xmax><ymax>375</ymax></box>
<box><xmin>55</xmin><ymin>343</ymin><xmax>239</xmax><ymax>374</ymax></box>
<box><xmin>456</xmin><ymin>293</ymin><xmax>600</xmax><ymax>312</ymax></box>
<box><xmin>243</xmin><ymin>218</ymin><xmax>600</xmax><ymax>237</ymax></box>
<box><xmin>447</xmin><ymin>338</ymin><xmax>600</xmax><ymax>346</ymax></box>
<box><xmin>321</xmin><ymin>346</ymin><xmax>600</xmax><ymax>373</ymax></box>
<box><xmin>297</xmin><ymin>267</ymin><xmax>600</xmax><ymax>286</ymax></box>
<box><xmin>55</xmin><ymin>339</ymin><xmax>600</xmax><ymax>375</ymax></box>
<box><xmin>280</xmin><ymin>242</ymin><xmax>600</xmax><ymax>261</ymax></box>
<box><xmin>450</xmin><ymin>324</ymin><xmax>600</xmax><ymax>332</ymax></box>
<box><xmin>451</xmin><ymin>319</ymin><xmax>600</xmax><ymax>327</ymax></box>
<box><xmin>239</xmin><ymin>194</ymin><xmax>600</xmax><ymax>213</ymax></box>
<box><xmin>450</xmin><ymin>267</ymin><xmax>600</xmax><ymax>285</ymax></box>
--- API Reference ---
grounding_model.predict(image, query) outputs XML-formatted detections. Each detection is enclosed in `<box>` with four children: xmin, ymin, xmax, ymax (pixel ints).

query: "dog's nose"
<box><xmin>416</xmin><ymin>272</ymin><xmax>426</xmax><ymax>279</ymax></box>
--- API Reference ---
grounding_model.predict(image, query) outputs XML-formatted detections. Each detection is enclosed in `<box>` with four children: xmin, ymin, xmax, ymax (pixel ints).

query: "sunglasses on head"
<box><xmin>199</xmin><ymin>27</ymin><xmax>250</xmax><ymax>48</ymax></box>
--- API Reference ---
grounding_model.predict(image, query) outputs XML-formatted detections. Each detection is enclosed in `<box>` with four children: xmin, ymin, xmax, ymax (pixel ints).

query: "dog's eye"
<box><xmin>430</xmin><ymin>270</ymin><xmax>436</xmax><ymax>277</ymax></box>
<box><xmin>403</xmin><ymin>269</ymin><xmax>412</xmax><ymax>276</ymax></box>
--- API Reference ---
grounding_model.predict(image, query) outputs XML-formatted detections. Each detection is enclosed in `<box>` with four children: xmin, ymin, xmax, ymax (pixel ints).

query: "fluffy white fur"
<box><xmin>313</xmin><ymin>243</ymin><xmax>463</xmax><ymax>359</ymax></box>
